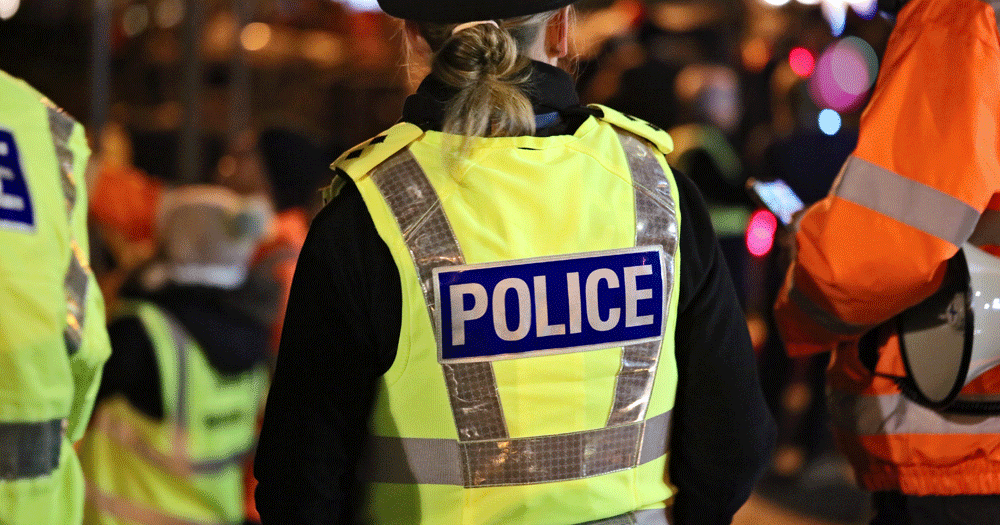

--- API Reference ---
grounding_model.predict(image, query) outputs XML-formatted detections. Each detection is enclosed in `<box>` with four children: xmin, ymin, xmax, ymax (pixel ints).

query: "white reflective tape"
<box><xmin>835</xmin><ymin>156</ymin><xmax>980</xmax><ymax>247</ymax></box>
<box><xmin>969</xmin><ymin>209</ymin><xmax>1000</xmax><ymax>247</ymax></box>
<box><xmin>787</xmin><ymin>285</ymin><xmax>871</xmax><ymax>336</ymax></box>
<box><xmin>828</xmin><ymin>389</ymin><xmax>1000</xmax><ymax>436</ymax></box>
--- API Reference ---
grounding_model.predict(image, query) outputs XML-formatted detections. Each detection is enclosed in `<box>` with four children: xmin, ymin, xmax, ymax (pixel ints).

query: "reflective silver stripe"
<box><xmin>51</xmin><ymin>105</ymin><xmax>86</xmax><ymax>356</ymax></box>
<box><xmin>0</xmin><ymin>419</ymin><xmax>63</xmax><ymax>480</ymax></box>
<box><xmin>369</xmin><ymin>150</ymin><xmax>508</xmax><ymax>442</ymax></box>
<box><xmin>969</xmin><ymin>209</ymin><xmax>1000</xmax><ymax>246</ymax></box>
<box><xmin>788</xmin><ymin>285</ymin><xmax>871</xmax><ymax>336</ymax></box>
<box><xmin>828</xmin><ymin>389</ymin><xmax>1000</xmax><ymax>436</ymax></box>
<box><xmin>163</xmin><ymin>312</ymin><xmax>190</xmax><ymax>428</ymax></box>
<box><xmin>582</xmin><ymin>508</ymin><xmax>671</xmax><ymax>525</ymax></box>
<box><xmin>368</xmin><ymin>135</ymin><xmax>677</xmax><ymax>487</ymax></box>
<box><xmin>608</xmin><ymin>131</ymin><xmax>678</xmax><ymax>426</ymax></box>
<box><xmin>46</xmin><ymin>106</ymin><xmax>76</xmax><ymax>216</ymax></box>
<box><xmin>63</xmin><ymin>241</ymin><xmax>89</xmax><ymax>356</ymax></box>
<box><xmin>160</xmin><ymin>312</ymin><xmax>252</xmax><ymax>473</ymax></box>
<box><xmin>87</xmin><ymin>482</ymin><xmax>228</xmax><ymax>525</ymax></box>
<box><xmin>835</xmin><ymin>155</ymin><xmax>980</xmax><ymax>246</ymax></box>
<box><xmin>369</xmin><ymin>411</ymin><xmax>671</xmax><ymax>486</ymax></box>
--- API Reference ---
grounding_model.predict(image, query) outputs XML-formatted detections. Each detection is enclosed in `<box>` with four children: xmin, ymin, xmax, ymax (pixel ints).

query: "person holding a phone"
<box><xmin>253</xmin><ymin>1</ymin><xmax>775</xmax><ymax>523</ymax></box>
<box><xmin>773</xmin><ymin>0</ymin><xmax>1000</xmax><ymax>522</ymax></box>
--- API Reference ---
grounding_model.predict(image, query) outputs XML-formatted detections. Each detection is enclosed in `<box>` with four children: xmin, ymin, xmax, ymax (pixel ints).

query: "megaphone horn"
<box><xmin>897</xmin><ymin>243</ymin><xmax>1000</xmax><ymax>411</ymax></box>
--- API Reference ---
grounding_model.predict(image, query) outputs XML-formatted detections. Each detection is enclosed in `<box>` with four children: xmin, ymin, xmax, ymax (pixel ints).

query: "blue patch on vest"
<box><xmin>0</xmin><ymin>130</ymin><xmax>35</xmax><ymax>231</ymax></box>
<box><xmin>434</xmin><ymin>247</ymin><xmax>666</xmax><ymax>363</ymax></box>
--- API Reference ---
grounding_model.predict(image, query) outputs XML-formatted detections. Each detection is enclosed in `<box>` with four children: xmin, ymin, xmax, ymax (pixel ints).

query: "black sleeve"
<box><xmin>254</xmin><ymin>178</ymin><xmax>400</xmax><ymax>525</ymax></box>
<box><xmin>668</xmin><ymin>171</ymin><xmax>777</xmax><ymax>525</ymax></box>
<box><xmin>98</xmin><ymin>317</ymin><xmax>163</xmax><ymax>420</ymax></box>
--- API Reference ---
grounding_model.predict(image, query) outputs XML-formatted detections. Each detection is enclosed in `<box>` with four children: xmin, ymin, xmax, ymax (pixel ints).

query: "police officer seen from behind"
<box><xmin>0</xmin><ymin>71</ymin><xmax>112</xmax><ymax>524</ymax></box>
<box><xmin>254</xmin><ymin>1</ymin><xmax>775</xmax><ymax>523</ymax></box>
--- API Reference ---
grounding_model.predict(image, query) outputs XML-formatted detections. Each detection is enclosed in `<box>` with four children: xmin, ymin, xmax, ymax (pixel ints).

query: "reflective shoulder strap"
<box><xmin>46</xmin><ymin>106</ymin><xmax>91</xmax><ymax>357</ymax></box>
<box><xmin>367</xmin><ymin>149</ymin><xmax>509</xmax><ymax>443</ymax></box>
<box><xmin>366</xmin><ymin>131</ymin><xmax>679</xmax><ymax>488</ymax></box>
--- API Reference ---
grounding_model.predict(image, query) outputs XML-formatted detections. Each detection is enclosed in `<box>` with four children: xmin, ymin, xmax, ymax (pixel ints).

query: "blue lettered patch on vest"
<box><xmin>434</xmin><ymin>246</ymin><xmax>666</xmax><ymax>363</ymax></box>
<box><xmin>0</xmin><ymin>130</ymin><xmax>35</xmax><ymax>232</ymax></box>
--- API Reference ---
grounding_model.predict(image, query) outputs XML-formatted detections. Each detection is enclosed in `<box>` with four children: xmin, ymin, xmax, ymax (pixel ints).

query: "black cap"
<box><xmin>377</xmin><ymin>0</ymin><xmax>576</xmax><ymax>23</ymax></box>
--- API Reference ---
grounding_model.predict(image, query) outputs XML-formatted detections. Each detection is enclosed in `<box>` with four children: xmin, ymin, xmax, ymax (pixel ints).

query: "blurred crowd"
<box><xmin>1</xmin><ymin>0</ymin><xmax>900</xmax><ymax>522</ymax></box>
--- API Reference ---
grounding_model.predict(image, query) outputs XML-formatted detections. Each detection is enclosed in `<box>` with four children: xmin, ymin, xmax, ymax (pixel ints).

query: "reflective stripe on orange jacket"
<box><xmin>774</xmin><ymin>0</ymin><xmax>1000</xmax><ymax>495</ymax></box>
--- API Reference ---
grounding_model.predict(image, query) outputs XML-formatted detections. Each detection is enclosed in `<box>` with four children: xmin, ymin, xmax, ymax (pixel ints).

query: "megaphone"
<box><xmin>897</xmin><ymin>243</ymin><xmax>1000</xmax><ymax>411</ymax></box>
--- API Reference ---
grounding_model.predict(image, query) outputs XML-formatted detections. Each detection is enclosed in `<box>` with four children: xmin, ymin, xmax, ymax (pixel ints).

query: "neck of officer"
<box><xmin>401</xmin><ymin>60</ymin><xmax>581</xmax><ymax>134</ymax></box>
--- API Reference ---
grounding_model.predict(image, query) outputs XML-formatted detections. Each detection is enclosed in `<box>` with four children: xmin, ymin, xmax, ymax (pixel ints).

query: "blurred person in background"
<box><xmin>77</xmin><ymin>185</ymin><xmax>273</xmax><ymax>525</ymax></box>
<box><xmin>752</xmin><ymin>57</ymin><xmax>869</xmax><ymax>524</ymax></box>
<box><xmin>0</xmin><ymin>70</ymin><xmax>112</xmax><ymax>525</ymax></box>
<box><xmin>88</xmin><ymin>121</ymin><xmax>165</xmax><ymax>311</ymax></box>
<box><xmin>253</xmin><ymin>127</ymin><xmax>335</xmax><ymax>355</ymax></box>
<box><xmin>577</xmin><ymin>0</ymin><xmax>754</xmax><ymax>310</ymax></box>
<box><xmin>774</xmin><ymin>0</ymin><xmax>1000</xmax><ymax>523</ymax></box>
<box><xmin>239</xmin><ymin>126</ymin><xmax>335</xmax><ymax>524</ymax></box>
<box><xmin>254</xmin><ymin>0</ymin><xmax>774</xmax><ymax>524</ymax></box>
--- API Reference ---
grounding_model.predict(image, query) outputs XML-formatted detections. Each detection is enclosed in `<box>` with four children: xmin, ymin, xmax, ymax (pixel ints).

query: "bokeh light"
<box><xmin>788</xmin><ymin>47</ymin><xmax>815</xmax><ymax>77</ymax></box>
<box><xmin>241</xmin><ymin>22</ymin><xmax>272</xmax><ymax>52</ymax></box>
<box><xmin>340</xmin><ymin>0</ymin><xmax>381</xmax><ymax>11</ymax></box>
<box><xmin>122</xmin><ymin>4</ymin><xmax>150</xmax><ymax>38</ymax></box>
<box><xmin>155</xmin><ymin>0</ymin><xmax>184</xmax><ymax>29</ymax></box>
<box><xmin>742</xmin><ymin>38</ymin><xmax>771</xmax><ymax>73</ymax></box>
<box><xmin>746</xmin><ymin>209</ymin><xmax>778</xmax><ymax>258</ymax></box>
<box><xmin>0</xmin><ymin>0</ymin><xmax>20</xmax><ymax>20</ymax></box>
<box><xmin>808</xmin><ymin>37</ymin><xmax>879</xmax><ymax>112</ymax></box>
<box><xmin>847</xmin><ymin>0</ymin><xmax>879</xmax><ymax>19</ymax></box>
<box><xmin>818</xmin><ymin>109</ymin><xmax>842</xmax><ymax>135</ymax></box>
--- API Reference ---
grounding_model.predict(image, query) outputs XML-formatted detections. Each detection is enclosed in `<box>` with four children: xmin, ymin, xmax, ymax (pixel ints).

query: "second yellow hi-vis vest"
<box><xmin>77</xmin><ymin>301</ymin><xmax>267</xmax><ymax>525</ymax></box>
<box><xmin>332</xmin><ymin>105</ymin><xmax>682</xmax><ymax>525</ymax></box>
<box><xmin>0</xmin><ymin>71</ymin><xmax>111</xmax><ymax>525</ymax></box>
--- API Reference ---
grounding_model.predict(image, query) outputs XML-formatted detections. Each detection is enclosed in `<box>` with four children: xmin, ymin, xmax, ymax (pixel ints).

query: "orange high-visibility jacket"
<box><xmin>774</xmin><ymin>0</ymin><xmax>1000</xmax><ymax>495</ymax></box>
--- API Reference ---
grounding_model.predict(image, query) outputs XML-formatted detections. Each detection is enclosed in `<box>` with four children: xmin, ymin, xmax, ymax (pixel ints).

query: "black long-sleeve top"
<box><xmin>254</xmin><ymin>61</ymin><xmax>775</xmax><ymax>525</ymax></box>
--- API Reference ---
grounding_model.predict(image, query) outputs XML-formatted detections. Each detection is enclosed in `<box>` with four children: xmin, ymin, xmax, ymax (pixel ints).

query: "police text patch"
<box><xmin>434</xmin><ymin>247</ymin><xmax>666</xmax><ymax>363</ymax></box>
<box><xmin>0</xmin><ymin>130</ymin><xmax>35</xmax><ymax>231</ymax></box>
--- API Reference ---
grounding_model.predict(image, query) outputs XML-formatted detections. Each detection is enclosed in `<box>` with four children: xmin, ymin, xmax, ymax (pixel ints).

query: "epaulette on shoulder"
<box><xmin>588</xmin><ymin>104</ymin><xmax>674</xmax><ymax>155</ymax></box>
<box><xmin>331</xmin><ymin>122</ymin><xmax>424</xmax><ymax>183</ymax></box>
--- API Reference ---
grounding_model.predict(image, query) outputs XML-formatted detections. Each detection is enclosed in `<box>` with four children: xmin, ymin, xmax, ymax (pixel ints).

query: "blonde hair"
<box><xmin>417</xmin><ymin>11</ymin><xmax>559</xmax><ymax>149</ymax></box>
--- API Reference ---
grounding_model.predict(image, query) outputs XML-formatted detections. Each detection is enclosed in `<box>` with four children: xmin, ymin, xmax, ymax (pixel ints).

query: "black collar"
<box><xmin>401</xmin><ymin>60</ymin><xmax>593</xmax><ymax>136</ymax></box>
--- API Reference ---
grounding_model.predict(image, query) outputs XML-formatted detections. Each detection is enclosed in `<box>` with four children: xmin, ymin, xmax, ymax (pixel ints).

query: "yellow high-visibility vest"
<box><xmin>0</xmin><ymin>70</ymin><xmax>111</xmax><ymax>525</ymax></box>
<box><xmin>331</xmin><ymin>105</ymin><xmax>682</xmax><ymax>525</ymax></box>
<box><xmin>78</xmin><ymin>301</ymin><xmax>267</xmax><ymax>525</ymax></box>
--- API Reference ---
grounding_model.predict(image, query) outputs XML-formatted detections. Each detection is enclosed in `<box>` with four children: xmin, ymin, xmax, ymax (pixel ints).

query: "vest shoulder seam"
<box><xmin>587</xmin><ymin>104</ymin><xmax>674</xmax><ymax>155</ymax></box>
<box><xmin>331</xmin><ymin>123</ymin><xmax>424</xmax><ymax>182</ymax></box>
